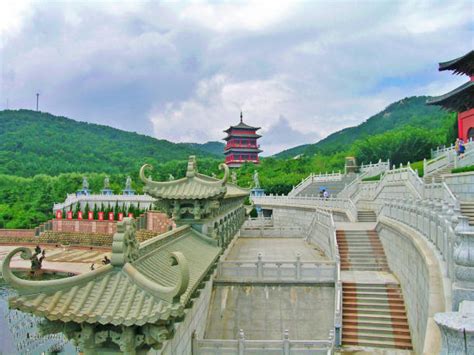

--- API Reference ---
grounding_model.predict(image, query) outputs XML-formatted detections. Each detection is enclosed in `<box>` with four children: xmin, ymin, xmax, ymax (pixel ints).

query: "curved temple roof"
<box><xmin>140</xmin><ymin>155</ymin><xmax>249</xmax><ymax>200</ymax></box>
<box><xmin>4</xmin><ymin>219</ymin><xmax>220</xmax><ymax>326</ymax></box>
<box><xmin>439</xmin><ymin>50</ymin><xmax>474</xmax><ymax>76</ymax></box>
<box><xmin>427</xmin><ymin>81</ymin><xmax>474</xmax><ymax>112</ymax></box>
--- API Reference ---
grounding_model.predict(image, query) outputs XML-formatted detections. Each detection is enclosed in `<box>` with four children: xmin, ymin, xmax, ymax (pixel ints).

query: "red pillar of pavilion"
<box><xmin>428</xmin><ymin>50</ymin><xmax>474</xmax><ymax>141</ymax></box>
<box><xmin>223</xmin><ymin>112</ymin><xmax>263</xmax><ymax>168</ymax></box>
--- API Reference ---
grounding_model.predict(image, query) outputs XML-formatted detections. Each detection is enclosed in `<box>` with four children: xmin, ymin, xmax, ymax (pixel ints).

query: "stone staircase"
<box><xmin>461</xmin><ymin>202</ymin><xmax>474</xmax><ymax>226</ymax></box>
<box><xmin>423</xmin><ymin>164</ymin><xmax>453</xmax><ymax>183</ymax></box>
<box><xmin>342</xmin><ymin>282</ymin><xmax>413</xmax><ymax>350</ymax></box>
<box><xmin>337</xmin><ymin>230</ymin><xmax>389</xmax><ymax>271</ymax></box>
<box><xmin>357</xmin><ymin>210</ymin><xmax>377</xmax><ymax>222</ymax></box>
<box><xmin>297</xmin><ymin>180</ymin><xmax>347</xmax><ymax>197</ymax></box>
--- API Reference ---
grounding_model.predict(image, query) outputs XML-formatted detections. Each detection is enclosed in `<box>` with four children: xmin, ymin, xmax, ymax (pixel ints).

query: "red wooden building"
<box><xmin>223</xmin><ymin>112</ymin><xmax>262</xmax><ymax>168</ymax></box>
<box><xmin>428</xmin><ymin>50</ymin><xmax>474</xmax><ymax>141</ymax></box>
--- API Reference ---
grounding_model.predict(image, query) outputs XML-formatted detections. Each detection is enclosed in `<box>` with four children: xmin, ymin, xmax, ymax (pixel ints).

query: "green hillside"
<box><xmin>0</xmin><ymin>110</ymin><xmax>223</xmax><ymax>177</ymax></box>
<box><xmin>275</xmin><ymin>96</ymin><xmax>455</xmax><ymax>158</ymax></box>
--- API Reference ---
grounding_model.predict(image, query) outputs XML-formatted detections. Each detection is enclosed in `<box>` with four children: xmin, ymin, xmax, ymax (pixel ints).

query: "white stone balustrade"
<box><xmin>194</xmin><ymin>331</ymin><xmax>333</xmax><ymax>355</ymax></box>
<box><xmin>215</xmin><ymin>255</ymin><xmax>336</xmax><ymax>283</ymax></box>
<box><xmin>252</xmin><ymin>195</ymin><xmax>358</xmax><ymax>223</ymax></box>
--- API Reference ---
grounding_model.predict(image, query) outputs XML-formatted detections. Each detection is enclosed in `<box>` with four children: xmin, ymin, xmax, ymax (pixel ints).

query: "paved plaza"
<box><xmin>0</xmin><ymin>245</ymin><xmax>110</xmax><ymax>274</ymax></box>
<box><xmin>205</xmin><ymin>285</ymin><xmax>335</xmax><ymax>340</ymax></box>
<box><xmin>226</xmin><ymin>237</ymin><xmax>328</xmax><ymax>261</ymax></box>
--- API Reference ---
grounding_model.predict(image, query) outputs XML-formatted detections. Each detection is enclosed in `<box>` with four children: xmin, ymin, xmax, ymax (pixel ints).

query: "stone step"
<box><xmin>343</xmin><ymin>312</ymin><xmax>408</xmax><ymax>322</ymax></box>
<box><xmin>342</xmin><ymin>337</ymin><xmax>412</xmax><ymax>350</ymax></box>
<box><xmin>343</xmin><ymin>330</ymin><xmax>412</xmax><ymax>342</ymax></box>
<box><xmin>343</xmin><ymin>296</ymin><xmax>404</xmax><ymax>305</ymax></box>
<box><xmin>343</xmin><ymin>306</ymin><xmax>407</xmax><ymax>316</ymax></box>
<box><xmin>343</xmin><ymin>302</ymin><xmax>406</xmax><ymax>311</ymax></box>
<box><xmin>343</xmin><ymin>319</ymin><xmax>410</xmax><ymax>329</ymax></box>
<box><xmin>343</xmin><ymin>282</ymin><xmax>399</xmax><ymax>288</ymax></box>
<box><xmin>344</xmin><ymin>290</ymin><xmax>403</xmax><ymax>297</ymax></box>
<box><xmin>342</xmin><ymin>324</ymin><xmax>411</xmax><ymax>336</ymax></box>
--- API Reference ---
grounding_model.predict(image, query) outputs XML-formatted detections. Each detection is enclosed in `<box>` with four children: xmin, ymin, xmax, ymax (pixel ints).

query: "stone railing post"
<box><xmin>453</xmin><ymin>216</ymin><xmax>474</xmax><ymax>309</ymax></box>
<box><xmin>283</xmin><ymin>329</ymin><xmax>290</xmax><ymax>355</ymax></box>
<box><xmin>295</xmin><ymin>253</ymin><xmax>302</xmax><ymax>280</ymax></box>
<box><xmin>434</xmin><ymin>301</ymin><xmax>474</xmax><ymax>355</ymax></box>
<box><xmin>238</xmin><ymin>329</ymin><xmax>245</xmax><ymax>355</ymax></box>
<box><xmin>257</xmin><ymin>252</ymin><xmax>263</xmax><ymax>279</ymax></box>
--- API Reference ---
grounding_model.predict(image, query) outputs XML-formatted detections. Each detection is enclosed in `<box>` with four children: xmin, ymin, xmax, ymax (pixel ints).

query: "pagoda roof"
<box><xmin>223</xmin><ymin>133</ymin><xmax>262</xmax><ymax>140</ymax></box>
<box><xmin>140</xmin><ymin>156</ymin><xmax>249</xmax><ymax>200</ymax></box>
<box><xmin>439</xmin><ymin>50</ymin><xmax>474</xmax><ymax>76</ymax></box>
<box><xmin>427</xmin><ymin>80</ymin><xmax>474</xmax><ymax>112</ymax></box>
<box><xmin>224</xmin><ymin>147</ymin><xmax>263</xmax><ymax>153</ymax></box>
<box><xmin>223</xmin><ymin>113</ymin><xmax>260</xmax><ymax>133</ymax></box>
<box><xmin>4</xmin><ymin>220</ymin><xmax>220</xmax><ymax>326</ymax></box>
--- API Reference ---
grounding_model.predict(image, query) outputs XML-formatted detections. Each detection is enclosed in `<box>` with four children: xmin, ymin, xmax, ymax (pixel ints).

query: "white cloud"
<box><xmin>1</xmin><ymin>0</ymin><xmax>473</xmax><ymax>155</ymax></box>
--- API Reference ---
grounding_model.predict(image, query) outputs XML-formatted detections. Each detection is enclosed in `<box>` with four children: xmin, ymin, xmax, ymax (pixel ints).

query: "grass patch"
<box><xmin>451</xmin><ymin>165</ymin><xmax>474</xmax><ymax>174</ymax></box>
<box><xmin>362</xmin><ymin>174</ymin><xmax>381</xmax><ymax>182</ymax></box>
<box><xmin>410</xmin><ymin>160</ymin><xmax>424</xmax><ymax>177</ymax></box>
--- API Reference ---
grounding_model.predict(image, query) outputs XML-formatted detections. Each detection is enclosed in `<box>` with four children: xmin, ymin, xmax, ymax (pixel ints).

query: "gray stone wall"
<box><xmin>158</xmin><ymin>277</ymin><xmax>214</xmax><ymax>355</ymax></box>
<box><xmin>376</xmin><ymin>220</ymin><xmax>446</xmax><ymax>354</ymax></box>
<box><xmin>444</xmin><ymin>172</ymin><xmax>474</xmax><ymax>201</ymax></box>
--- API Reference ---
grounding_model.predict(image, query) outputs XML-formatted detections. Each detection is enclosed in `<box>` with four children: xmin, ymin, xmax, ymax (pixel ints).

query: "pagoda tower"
<box><xmin>428</xmin><ymin>50</ymin><xmax>474</xmax><ymax>141</ymax></box>
<box><xmin>223</xmin><ymin>112</ymin><xmax>262</xmax><ymax>168</ymax></box>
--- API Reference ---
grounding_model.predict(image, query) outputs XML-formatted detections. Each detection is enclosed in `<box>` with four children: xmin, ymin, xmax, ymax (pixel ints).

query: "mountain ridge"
<box><xmin>274</xmin><ymin>96</ymin><xmax>453</xmax><ymax>158</ymax></box>
<box><xmin>0</xmin><ymin>109</ymin><xmax>224</xmax><ymax>177</ymax></box>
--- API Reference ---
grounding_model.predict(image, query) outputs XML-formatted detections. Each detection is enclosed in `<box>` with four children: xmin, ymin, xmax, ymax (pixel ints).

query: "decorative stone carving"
<box><xmin>111</xmin><ymin>218</ymin><xmax>139</xmax><ymax>266</ymax></box>
<box><xmin>453</xmin><ymin>216</ymin><xmax>474</xmax><ymax>309</ymax></box>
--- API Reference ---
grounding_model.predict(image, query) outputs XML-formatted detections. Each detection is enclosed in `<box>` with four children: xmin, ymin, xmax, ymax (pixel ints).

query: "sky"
<box><xmin>0</xmin><ymin>1</ymin><xmax>473</xmax><ymax>155</ymax></box>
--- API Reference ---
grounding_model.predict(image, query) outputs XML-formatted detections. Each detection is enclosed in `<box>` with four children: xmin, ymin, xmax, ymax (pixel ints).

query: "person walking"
<box><xmin>459</xmin><ymin>138</ymin><xmax>466</xmax><ymax>158</ymax></box>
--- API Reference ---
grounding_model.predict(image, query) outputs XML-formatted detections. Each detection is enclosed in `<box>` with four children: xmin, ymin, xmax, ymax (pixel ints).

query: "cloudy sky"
<box><xmin>0</xmin><ymin>1</ymin><xmax>472</xmax><ymax>155</ymax></box>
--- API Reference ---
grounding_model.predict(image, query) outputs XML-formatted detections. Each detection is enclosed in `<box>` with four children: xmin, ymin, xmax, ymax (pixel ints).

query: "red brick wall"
<box><xmin>51</xmin><ymin>211</ymin><xmax>172</xmax><ymax>235</ymax></box>
<box><xmin>0</xmin><ymin>229</ymin><xmax>35</xmax><ymax>238</ymax></box>
<box><xmin>52</xmin><ymin>220</ymin><xmax>117</xmax><ymax>234</ymax></box>
<box><xmin>147</xmin><ymin>211</ymin><xmax>173</xmax><ymax>234</ymax></box>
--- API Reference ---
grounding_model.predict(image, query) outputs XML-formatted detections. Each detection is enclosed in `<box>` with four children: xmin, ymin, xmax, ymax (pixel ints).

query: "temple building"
<box><xmin>428</xmin><ymin>50</ymin><xmax>474</xmax><ymax>141</ymax></box>
<box><xmin>223</xmin><ymin>112</ymin><xmax>262</xmax><ymax>168</ymax></box>
<box><xmin>3</xmin><ymin>156</ymin><xmax>249</xmax><ymax>354</ymax></box>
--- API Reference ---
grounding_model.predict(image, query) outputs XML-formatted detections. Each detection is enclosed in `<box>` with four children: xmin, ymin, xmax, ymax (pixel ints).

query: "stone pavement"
<box><xmin>205</xmin><ymin>285</ymin><xmax>335</xmax><ymax>340</ymax></box>
<box><xmin>0</xmin><ymin>245</ymin><xmax>111</xmax><ymax>275</ymax></box>
<box><xmin>226</xmin><ymin>237</ymin><xmax>328</xmax><ymax>261</ymax></box>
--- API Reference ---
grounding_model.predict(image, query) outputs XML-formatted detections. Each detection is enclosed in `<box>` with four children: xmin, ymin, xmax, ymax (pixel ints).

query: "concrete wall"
<box><xmin>444</xmin><ymin>171</ymin><xmax>474</xmax><ymax>201</ymax></box>
<box><xmin>158</xmin><ymin>277</ymin><xmax>214</xmax><ymax>355</ymax></box>
<box><xmin>376</xmin><ymin>218</ymin><xmax>448</xmax><ymax>355</ymax></box>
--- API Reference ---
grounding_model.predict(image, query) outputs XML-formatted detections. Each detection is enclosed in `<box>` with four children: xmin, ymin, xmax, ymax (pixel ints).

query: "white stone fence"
<box><xmin>359</xmin><ymin>159</ymin><xmax>390</xmax><ymax>175</ymax></box>
<box><xmin>380</xmin><ymin>198</ymin><xmax>462</xmax><ymax>281</ymax></box>
<box><xmin>431</xmin><ymin>137</ymin><xmax>474</xmax><ymax>158</ymax></box>
<box><xmin>215</xmin><ymin>254</ymin><xmax>336</xmax><ymax>283</ymax></box>
<box><xmin>425</xmin><ymin>139</ymin><xmax>474</xmax><ymax>177</ymax></box>
<box><xmin>194</xmin><ymin>329</ymin><xmax>333</xmax><ymax>355</ymax></box>
<box><xmin>52</xmin><ymin>193</ymin><xmax>155</xmax><ymax>212</ymax></box>
<box><xmin>252</xmin><ymin>195</ymin><xmax>357</xmax><ymax>223</ymax></box>
<box><xmin>289</xmin><ymin>172</ymin><xmax>343</xmax><ymax>197</ymax></box>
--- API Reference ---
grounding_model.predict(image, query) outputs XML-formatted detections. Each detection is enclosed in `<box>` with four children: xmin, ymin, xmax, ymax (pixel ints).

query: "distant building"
<box><xmin>428</xmin><ymin>50</ymin><xmax>474</xmax><ymax>141</ymax></box>
<box><xmin>223</xmin><ymin>112</ymin><xmax>262</xmax><ymax>168</ymax></box>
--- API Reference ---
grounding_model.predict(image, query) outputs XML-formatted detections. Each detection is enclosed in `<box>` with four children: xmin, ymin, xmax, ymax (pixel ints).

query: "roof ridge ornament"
<box><xmin>186</xmin><ymin>155</ymin><xmax>197</xmax><ymax>178</ymax></box>
<box><xmin>111</xmin><ymin>218</ymin><xmax>139</xmax><ymax>266</ymax></box>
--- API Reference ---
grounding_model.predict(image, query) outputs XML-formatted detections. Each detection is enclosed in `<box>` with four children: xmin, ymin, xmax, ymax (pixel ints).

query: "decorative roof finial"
<box><xmin>240</xmin><ymin>111</ymin><xmax>243</xmax><ymax>123</ymax></box>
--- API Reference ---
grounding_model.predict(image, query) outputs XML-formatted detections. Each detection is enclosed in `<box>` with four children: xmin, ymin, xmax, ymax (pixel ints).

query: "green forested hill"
<box><xmin>275</xmin><ymin>96</ymin><xmax>455</xmax><ymax>158</ymax></box>
<box><xmin>0</xmin><ymin>110</ymin><xmax>224</xmax><ymax>177</ymax></box>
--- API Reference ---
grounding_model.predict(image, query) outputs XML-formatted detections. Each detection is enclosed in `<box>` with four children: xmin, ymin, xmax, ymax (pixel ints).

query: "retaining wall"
<box><xmin>376</xmin><ymin>217</ymin><xmax>448</xmax><ymax>354</ymax></box>
<box><xmin>444</xmin><ymin>171</ymin><xmax>474</xmax><ymax>201</ymax></box>
<box><xmin>159</xmin><ymin>278</ymin><xmax>214</xmax><ymax>355</ymax></box>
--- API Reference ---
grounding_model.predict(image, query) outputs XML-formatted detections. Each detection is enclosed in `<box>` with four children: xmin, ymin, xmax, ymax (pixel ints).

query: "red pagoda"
<box><xmin>428</xmin><ymin>50</ymin><xmax>474</xmax><ymax>141</ymax></box>
<box><xmin>223</xmin><ymin>112</ymin><xmax>262</xmax><ymax>168</ymax></box>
